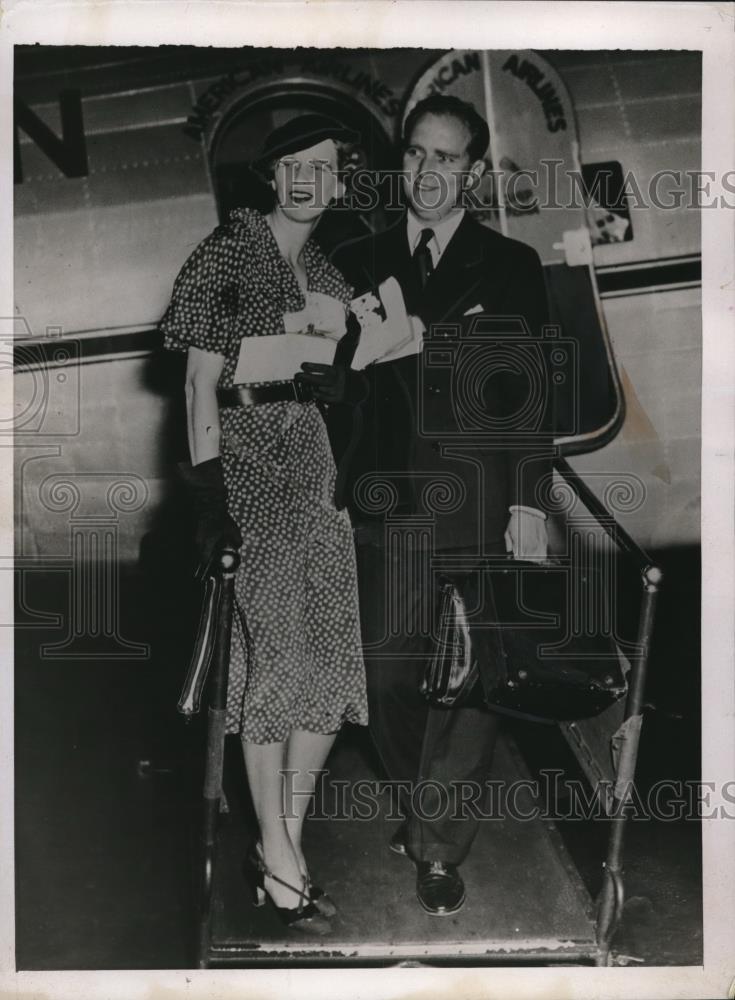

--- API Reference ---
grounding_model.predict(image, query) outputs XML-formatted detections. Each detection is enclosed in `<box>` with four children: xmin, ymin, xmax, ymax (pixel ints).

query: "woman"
<box><xmin>160</xmin><ymin>115</ymin><xmax>368</xmax><ymax>934</ymax></box>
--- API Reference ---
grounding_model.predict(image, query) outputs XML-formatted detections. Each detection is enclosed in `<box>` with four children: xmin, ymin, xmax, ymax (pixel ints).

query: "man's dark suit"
<box><xmin>329</xmin><ymin>211</ymin><xmax>553</xmax><ymax>864</ymax></box>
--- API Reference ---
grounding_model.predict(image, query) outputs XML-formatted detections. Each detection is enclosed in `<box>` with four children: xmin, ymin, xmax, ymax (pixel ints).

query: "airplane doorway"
<box><xmin>209</xmin><ymin>88</ymin><xmax>395</xmax><ymax>253</ymax></box>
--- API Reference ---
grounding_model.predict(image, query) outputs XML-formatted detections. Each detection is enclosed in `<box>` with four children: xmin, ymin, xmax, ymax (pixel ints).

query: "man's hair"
<box><xmin>402</xmin><ymin>95</ymin><xmax>490</xmax><ymax>163</ymax></box>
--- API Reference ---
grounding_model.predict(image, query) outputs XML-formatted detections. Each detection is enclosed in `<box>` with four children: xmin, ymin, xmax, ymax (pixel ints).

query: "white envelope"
<box><xmin>374</xmin><ymin>315</ymin><xmax>425</xmax><ymax>364</ymax></box>
<box><xmin>350</xmin><ymin>277</ymin><xmax>414</xmax><ymax>370</ymax></box>
<box><xmin>233</xmin><ymin>289</ymin><xmax>347</xmax><ymax>384</ymax></box>
<box><xmin>463</xmin><ymin>303</ymin><xmax>484</xmax><ymax>316</ymax></box>
<box><xmin>233</xmin><ymin>332</ymin><xmax>337</xmax><ymax>384</ymax></box>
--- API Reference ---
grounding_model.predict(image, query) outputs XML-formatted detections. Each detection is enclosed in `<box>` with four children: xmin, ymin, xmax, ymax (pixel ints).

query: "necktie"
<box><xmin>413</xmin><ymin>228</ymin><xmax>435</xmax><ymax>288</ymax></box>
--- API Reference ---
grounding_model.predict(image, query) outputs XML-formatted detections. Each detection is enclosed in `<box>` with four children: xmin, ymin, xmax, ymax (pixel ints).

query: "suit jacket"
<box><xmin>329</xmin><ymin>211</ymin><xmax>554</xmax><ymax>552</ymax></box>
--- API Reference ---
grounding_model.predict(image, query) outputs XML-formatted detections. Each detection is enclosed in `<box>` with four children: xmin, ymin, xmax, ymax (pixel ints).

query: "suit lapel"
<box><xmin>356</xmin><ymin>213</ymin><xmax>509</xmax><ymax>324</ymax></box>
<box><xmin>367</xmin><ymin>213</ymin><xmax>485</xmax><ymax>319</ymax></box>
<box><xmin>422</xmin><ymin>213</ymin><xmax>488</xmax><ymax>322</ymax></box>
<box><xmin>378</xmin><ymin>217</ymin><xmax>422</xmax><ymax>311</ymax></box>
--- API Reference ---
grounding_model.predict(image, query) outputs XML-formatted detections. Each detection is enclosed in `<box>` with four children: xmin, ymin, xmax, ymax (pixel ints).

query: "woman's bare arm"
<box><xmin>185</xmin><ymin>346</ymin><xmax>226</xmax><ymax>464</ymax></box>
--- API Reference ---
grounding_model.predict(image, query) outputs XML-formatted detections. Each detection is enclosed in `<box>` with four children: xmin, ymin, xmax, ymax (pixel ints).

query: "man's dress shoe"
<box><xmin>415</xmin><ymin>861</ymin><xmax>466</xmax><ymax>915</ymax></box>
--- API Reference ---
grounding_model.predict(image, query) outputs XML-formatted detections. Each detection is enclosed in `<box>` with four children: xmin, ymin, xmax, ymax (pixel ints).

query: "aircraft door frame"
<box><xmin>205</xmin><ymin>80</ymin><xmax>394</xmax><ymax>233</ymax></box>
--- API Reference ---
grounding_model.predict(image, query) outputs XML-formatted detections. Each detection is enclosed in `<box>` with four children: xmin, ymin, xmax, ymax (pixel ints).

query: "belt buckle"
<box><xmin>293</xmin><ymin>375</ymin><xmax>313</xmax><ymax>403</ymax></box>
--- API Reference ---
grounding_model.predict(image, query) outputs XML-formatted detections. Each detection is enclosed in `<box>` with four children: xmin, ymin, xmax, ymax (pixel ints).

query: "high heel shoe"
<box><xmin>253</xmin><ymin>841</ymin><xmax>337</xmax><ymax>918</ymax></box>
<box><xmin>243</xmin><ymin>847</ymin><xmax>332</xmax><ymax>935</ymax></box>
<box><xmin>305</xmin><ymin>883</ymin><xmax>337</xmax><ymax>918</ymax></box>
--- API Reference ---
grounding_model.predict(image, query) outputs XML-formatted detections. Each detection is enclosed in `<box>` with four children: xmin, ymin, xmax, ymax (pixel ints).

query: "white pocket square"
<box><xmin>463</xmin><ymin>304</ymin><xmax>484</xmax><ymax>316</ymax></box>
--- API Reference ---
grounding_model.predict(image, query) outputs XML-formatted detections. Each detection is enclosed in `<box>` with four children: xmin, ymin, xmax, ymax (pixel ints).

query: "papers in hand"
<box><xmin>350</xmin><ymin>277</ymin><xmax>418</xmax><ymax>370</ymax></box>
<box><xmin>231</xmin><ymin>279</ymin><xmax>420</xmax><ymax>385</ymax></box>
<box><xmin>233</xmin><ymin>291</ymin><xmax>344</xmax><ymax>384</ymax></box>
<box><xmin>233</xmin><ymin>332</ymin><xmax>338</xmax><ymax>385</ymax></box>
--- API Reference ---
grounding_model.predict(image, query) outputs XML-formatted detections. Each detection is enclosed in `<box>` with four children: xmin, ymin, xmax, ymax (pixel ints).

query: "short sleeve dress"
<box><xmin>160</xmin><ymin>207</ymin><xmax>368</xmax><ymax>742</ymax></box>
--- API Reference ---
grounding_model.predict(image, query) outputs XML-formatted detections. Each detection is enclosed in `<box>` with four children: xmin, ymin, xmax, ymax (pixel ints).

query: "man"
<box><xmin>301</xmin><ymin>95</ymin><xmax>553</xmax><ymax>915</ymax></box>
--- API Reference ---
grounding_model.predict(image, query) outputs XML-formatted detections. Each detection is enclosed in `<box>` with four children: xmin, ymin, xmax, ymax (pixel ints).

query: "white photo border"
<box><xmin>2</xmin><ymin>2</ymin><xmax>733</xmax><ymax>998</ymax></box>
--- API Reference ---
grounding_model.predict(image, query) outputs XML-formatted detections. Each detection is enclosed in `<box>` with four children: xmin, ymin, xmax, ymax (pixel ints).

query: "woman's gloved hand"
<box><xmin>178</xmin><ymin>456</ymin><xmax>242</xmax><ymax>576</ymax></box>
<box><xmin>296</xmin><ymin>309</ymin><xmax>369</xmax><ymax>404</ymax></box>
<box><xmin>297</xmin><ymin>362</ymin><xmax>369</xmax><ymax>405</ymax></box>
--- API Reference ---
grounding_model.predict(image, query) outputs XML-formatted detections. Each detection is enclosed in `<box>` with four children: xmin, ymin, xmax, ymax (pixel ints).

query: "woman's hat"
<box><xmin>253</xmin><ymin>113</ymin><xmax>359</xmax><ymax>173</ymax></box>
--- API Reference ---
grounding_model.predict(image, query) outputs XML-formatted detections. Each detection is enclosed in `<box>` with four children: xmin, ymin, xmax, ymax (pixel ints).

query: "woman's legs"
<box><xmin>283</xmin><ymin>729</ymin><xmax>338</xmax><ymax>878</ymax></box>
<box><xmin>241</xmin><ymin>730</ymin><xmax>337</xmax><ymax>907</ymax></box>
<box><xmin>241</xmin><ymin>740</ymin><xmax>305</xmax><ymax>909</ymax></box>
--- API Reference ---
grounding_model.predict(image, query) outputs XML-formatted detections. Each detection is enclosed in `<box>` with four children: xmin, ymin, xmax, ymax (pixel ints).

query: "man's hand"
<box><xmin>297</xmin><ymin>363</ymin><xmax>368</xmax><ymax>405</ymax></box>
<box><xmin>504</xmin><ymin>509</ymin><xmax>548</xmax><ymax>562</ymax></box>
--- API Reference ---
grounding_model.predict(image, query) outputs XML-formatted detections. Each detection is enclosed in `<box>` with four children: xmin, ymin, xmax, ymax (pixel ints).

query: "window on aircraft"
<box><xmin>581</xmin><ymin>160</ymin><xmax>633</xmax><ymax>244</ymax></box>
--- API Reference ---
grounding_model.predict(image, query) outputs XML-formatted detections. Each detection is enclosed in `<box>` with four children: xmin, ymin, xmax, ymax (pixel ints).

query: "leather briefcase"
<box><xmin>419</xmin><ymin>577</ymin><xmax>483</xmax><ymax>708</ymax></box>
<box><xmin>421</xmin><ymin>559</ymin><xmax>628</xmax><ymax>721</ymax></box>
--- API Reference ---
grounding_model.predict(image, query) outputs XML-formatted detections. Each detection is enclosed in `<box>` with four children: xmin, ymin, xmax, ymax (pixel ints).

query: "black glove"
<box><xmin>297</xmin><ymin>362</ymin><xmax>369</xmax><ymax>405</ymax></box>
<box><xmin>178</xmin><ymin>456</ymin><xmax>242</xmax><ymax>576</ymax></box>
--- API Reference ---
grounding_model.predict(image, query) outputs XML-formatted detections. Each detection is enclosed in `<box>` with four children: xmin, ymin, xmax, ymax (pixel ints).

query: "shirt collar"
<box><xmin>406</xmin><ymin>208</ymin><xmax>466</xmax><ymax>262</ymax></box>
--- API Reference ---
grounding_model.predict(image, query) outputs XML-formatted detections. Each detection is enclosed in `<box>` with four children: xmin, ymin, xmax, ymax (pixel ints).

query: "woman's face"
<box><xmin>271</xmin><ymin>138</ymin><xmax>341</xmax><ymax>222</ymax></box>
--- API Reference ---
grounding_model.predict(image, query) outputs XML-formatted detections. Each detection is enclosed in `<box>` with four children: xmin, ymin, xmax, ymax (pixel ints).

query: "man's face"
<box><xmin>402</xmin><ymin>112</ymin><xmax>478</xmax><ymax>222</ymax></box>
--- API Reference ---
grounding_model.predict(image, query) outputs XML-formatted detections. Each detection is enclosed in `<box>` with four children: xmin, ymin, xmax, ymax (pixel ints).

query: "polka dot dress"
<box><xmin>160</xmin><ymin>207</ymin><xmax>368</xmax><ymax>741</ymax></box>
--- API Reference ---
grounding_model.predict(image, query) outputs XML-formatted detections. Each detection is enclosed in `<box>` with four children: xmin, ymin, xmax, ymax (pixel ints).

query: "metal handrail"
<box><xmin>553</xmin><ymin>455</ymin><xmax>662</xmax><ymax>964</ymax></box>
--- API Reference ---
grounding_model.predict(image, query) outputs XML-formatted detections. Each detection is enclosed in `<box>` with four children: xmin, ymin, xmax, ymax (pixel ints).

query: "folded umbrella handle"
<box><xmin>177</xmin><ymin>573</ymin><xmax>221</xmax><ymax>717</ymax></box>
<box><xmin>177</xmin><ymin>544</ymin><xmax>240</xmax><ymax>717</ymax></box>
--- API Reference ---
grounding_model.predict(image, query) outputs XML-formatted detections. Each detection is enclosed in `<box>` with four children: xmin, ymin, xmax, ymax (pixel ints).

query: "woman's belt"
<box><xmin>217</xmin><ymin>379</ymin><xmax>314</xmax><ymax>408</ymax></box>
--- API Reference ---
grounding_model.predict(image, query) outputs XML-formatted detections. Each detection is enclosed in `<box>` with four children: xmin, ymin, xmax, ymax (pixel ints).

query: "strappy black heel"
<box><xmin>303</xmin><ymin>883</ymin><xmax>337</xmax><ymax>918</ymax></box>
<box><xmin>253</xmin><ymin>840</ymin><xmax>337</xmax><ymax>918</ymax></box>
<box><xmin>243</xmin><ymin>847</ymin><xmax>332</xmax><ymax>935</ymax></box>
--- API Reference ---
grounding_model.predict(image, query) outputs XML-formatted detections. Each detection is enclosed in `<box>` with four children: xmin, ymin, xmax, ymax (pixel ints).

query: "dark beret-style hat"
<box><xmin>253</xmin><ymin>113</ymin><xmax>359</xmax><ymax>173</ymax></box>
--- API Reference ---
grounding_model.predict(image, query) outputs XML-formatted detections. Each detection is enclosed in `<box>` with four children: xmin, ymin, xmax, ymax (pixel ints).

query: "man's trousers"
<box><xmin>355</xmin><ymin>526</ymin><xmax>502</xmax><ymax>865</ymax></box>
